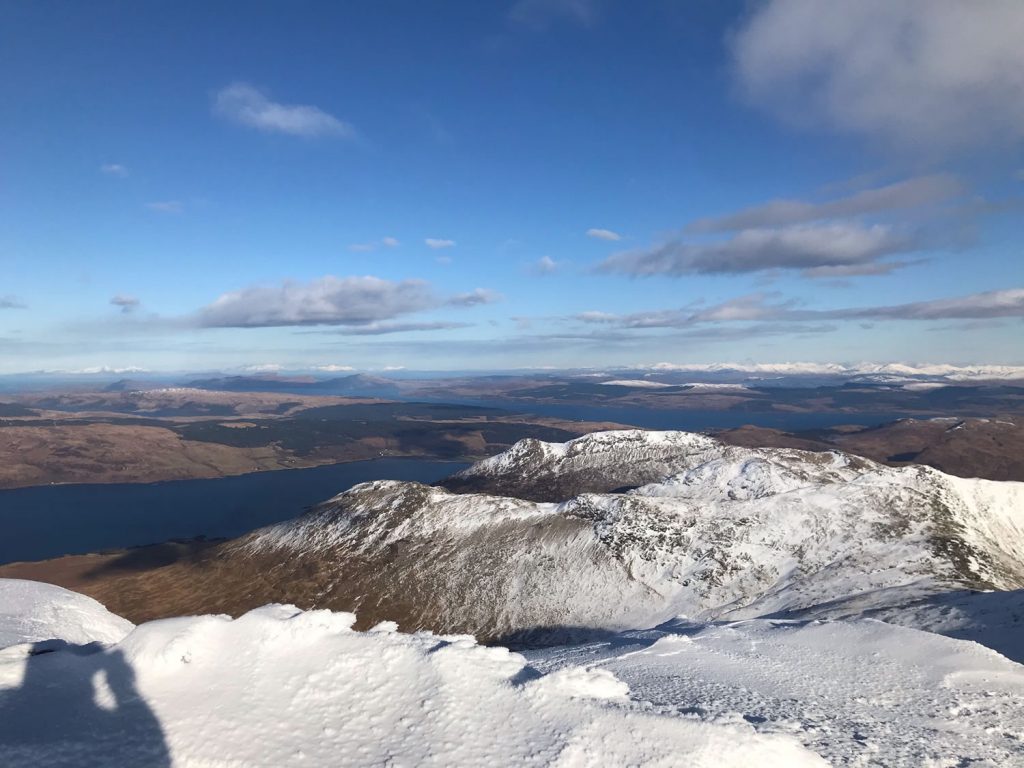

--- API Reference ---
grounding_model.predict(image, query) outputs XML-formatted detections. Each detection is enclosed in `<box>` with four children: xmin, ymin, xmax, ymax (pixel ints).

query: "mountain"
<box><xmin>717</xmin><ymin>416</ymin><xmax>1024</xmax><ymax>481</ymax></box>
<box><xmin>47</xmin><ymin>431</ymin><xmax>1024</xmax><ymax>650</ymax></box>
<box><xmin>4</xmin><ymin>430</ymin><xmax>1024</xmax><ymax>765</ymax></box>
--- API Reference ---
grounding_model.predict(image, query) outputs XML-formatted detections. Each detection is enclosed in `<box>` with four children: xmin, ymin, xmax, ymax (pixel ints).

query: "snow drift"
<box><xmin>0</xmin><ymin>601</ymin><xmax>823</xmax><ymax>767</ymax></box>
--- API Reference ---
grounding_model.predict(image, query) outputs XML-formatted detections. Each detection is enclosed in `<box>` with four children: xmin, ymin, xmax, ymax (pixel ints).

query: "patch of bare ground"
<box><xmin>0</xmin><ymin>424</ymin><xmax>311</xmax><ymax>488</ymax></box>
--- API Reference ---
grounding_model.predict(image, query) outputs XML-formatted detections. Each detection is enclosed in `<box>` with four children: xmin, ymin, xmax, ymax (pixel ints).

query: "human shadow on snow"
<box><xmin>0</xmin><ymin>640</ymin><xmax>171</xmax><ymax>768</ymax></box>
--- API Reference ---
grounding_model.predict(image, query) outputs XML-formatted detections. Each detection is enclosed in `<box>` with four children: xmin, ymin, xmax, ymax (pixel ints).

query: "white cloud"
<box><xmin>146</xmin><ymin>201</ymin><xmax>183</xmax><ymax>214</ymax></box>
<box><xmin>381</xmin><ymin>237</ymin><xmax>400</xmax><ymax>247</ymax></box>
<box><xmin>100</xmin><ymin>163</ymin><xmax>128</xmax><ymax>177</ymax></box>
<box><xmin>213</xmin><ymin>82</ymin><xmax>355</xmax><ymax>139</ymax></box>
<box><xmin>110</xmin><ymin>295</ymin><xmax>140</xmax><ymax>313</ymax></box>
<box><xmin>425</xmin><ymin>238</ymin><xmax>456</xmax><ymax>249</ymax></box>
<box><xmin>196</xmin><ymin>275</ymin><xmax>496</xmax><ymax>328</ymax></box>
<box><xmin>240</xmin><ymin>363</ymin><xmax>284</xmax><ymax>373</ymax></box>
<box><xmin>732</xmin><ymin>0</ymin><xmax>1024</xmax><ymax>150</ymax></box>
<box><xmin>436</xmin><ymin>255</ymin><xmax>453</xmax><ymax>265</ymax></box>
<box><xmin>586</xmin><ymin>228</ymin><xmax>621</xmax><ymax>241</ymax></box>
<box><xmin>198</xmin><ymin>276</ymin><xmax>434</xmax><ymax>328</ymax></box>
<box><xmin>599</xmin><ymin>222</ymin><xmax>914</xmax><ymax>278</ymax></box>
<box><xmin>533</xmin><ymin>255</ymin><xmax>559</xmax><ymax>275</ymax></box>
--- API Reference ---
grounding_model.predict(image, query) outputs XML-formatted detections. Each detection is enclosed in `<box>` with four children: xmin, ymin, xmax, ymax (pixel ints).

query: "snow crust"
<box><xmin>0</xmin><ymin>579</ymin><xmax>133</xmax><ymax>649</ymax></box>
<box><xmin>0</xmin><ymin>602</ymin><xmax>823</xmax><ymax>767</ymax></box>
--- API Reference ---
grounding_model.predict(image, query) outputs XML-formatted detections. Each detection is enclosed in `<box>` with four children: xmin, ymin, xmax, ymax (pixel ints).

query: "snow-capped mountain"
<box><xmin>4</xmin><ymin>429</ymin><xmax>1024</xmax><ymax>766</ymax></box>
<box><xmin>229</xmin><ymin>430</ymin><xmax>1024</xmax><ymax>643</ymax></box>
<box><xmin>641</xmin><ymin>361</ymin><xmax>1024</xmax><ymax>381</ymax></box>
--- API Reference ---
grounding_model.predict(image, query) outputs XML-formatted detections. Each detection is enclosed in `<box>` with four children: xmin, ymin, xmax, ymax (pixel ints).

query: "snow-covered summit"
<box><xmin>234</xmin><ymin>431</ymin><xmax>1024</xmax><ymax>642</ymax></box>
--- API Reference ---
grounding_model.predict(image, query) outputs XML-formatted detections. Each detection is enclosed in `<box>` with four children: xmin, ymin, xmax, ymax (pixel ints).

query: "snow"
<box><xmin>600</xmin><ymin>379</ymin><xmax>673</xmax><ymax>388</ymax></box>
<box><xmin>242</xmin><ymin>432</ymin><xmax>1024</xmax><ymax>646</ymax></box>
<box><xmin>0</xmin><ymin>579</ymin><xmax>133</xmax><ymax>649</ymax></box>
<box><xmin>529</xmin><ymin>617</ymin><xmax>1024</xmax><ymax>766</ymax></box>
<box><xmin>641</xmin><ymin>361</ymin><xmax>1024</xmax><ymax>381</ymax></box>
<box><xmin>0</xmin><ymin>601</ymin><xmax>823</xmax><ymax>767</ymax></box>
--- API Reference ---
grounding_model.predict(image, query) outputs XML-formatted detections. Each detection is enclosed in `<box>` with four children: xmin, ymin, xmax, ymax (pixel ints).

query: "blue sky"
<box><xmin>3</xmin><ymin>0</ymin><xmax>1023</xmax><ymax>373</ymax></box>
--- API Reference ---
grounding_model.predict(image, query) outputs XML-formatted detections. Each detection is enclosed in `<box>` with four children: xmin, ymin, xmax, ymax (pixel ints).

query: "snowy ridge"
<box><xmin>0</xmin><ymin>579</ymin><xmax>133</xmax><ymax>649</ymax></box>
<box><xmin>0</xmin><ymin>603</ymin><xmax>823</xmax><ymax>767</ymax></box>
<box><xmin>240</xmin><ymin>431</ymin><xmax>1024</xmax><ymax>639</ymax></box>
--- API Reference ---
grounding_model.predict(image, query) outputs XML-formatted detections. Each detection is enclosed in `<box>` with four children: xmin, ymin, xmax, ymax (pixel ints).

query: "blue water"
<box><xmin>0</xmin><ymin>459</ymin><xmax>467</xmax><ymax>564</ymax></box>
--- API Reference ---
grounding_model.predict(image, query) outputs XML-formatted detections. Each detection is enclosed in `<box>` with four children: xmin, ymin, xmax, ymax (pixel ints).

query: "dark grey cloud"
<box><xmin>598</xmin><ymin>222</ymin><xmax>915</xmax><ymax>278</ymax></box>
<box><xmin>688</xmin><ymin>175</ymin><xmax>963</xmax><ymax>233</ymax></box>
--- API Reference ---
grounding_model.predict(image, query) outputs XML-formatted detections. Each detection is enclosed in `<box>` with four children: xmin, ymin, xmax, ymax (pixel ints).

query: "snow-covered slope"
<box><xmin>2</xmin><ymin>595</ymin><xmax>1022</xmax><ymax>766</ymax></box>
<box><xmin>530</xmin><ymin>616</ymin><xmax>1024</xmax><ymax>766</ymax></box>
<box><xmin>0</xmin><ymin>602</ymin><xmax>822</xmax><ymax>767</ymax></box>
<box><xmin>237</xmin><ymin>431</ymin><xmax>1024</xmax><ymax>642</ymax></box>
<box><xmin>0</xmin><ymin>579</ymin><xmax>133</xmax><ymax>649</ymax></box>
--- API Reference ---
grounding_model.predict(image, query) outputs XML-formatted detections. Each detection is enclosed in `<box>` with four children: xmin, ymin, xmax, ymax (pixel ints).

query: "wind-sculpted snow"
<box><xmin>0</xmin><ymin>602</ymin><xmax>823</xmax><ymax>767</ymax></box>
<box><xmin>529</xmin><ymin>616</ymin><xmax>1024</xmax><ymax>766</ymax></box>
<box><xmin>0</xmin><ymin>579</ymin><xmax>133</xmax><ymax>649</ymax></box>
<box><xmin>239</xmin><ymin>431</ymin><xmax>1024</xmax><ymax>643</ymax></box>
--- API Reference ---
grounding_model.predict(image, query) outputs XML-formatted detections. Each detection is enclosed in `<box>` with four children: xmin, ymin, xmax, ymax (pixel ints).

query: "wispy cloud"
<box><xmin>213</xmin><ymin>82</ymin><xmax>355</xmax><ymax>139</ymax></box>
<box><xmin>732</xmin><ymin>0</ymin><xmax>1024</xmax><ymax>151</ymax></box>
<box><xmin>349</xmin><ymin>237</ymin><xmax>400</xmax><ymax>253</ymax></box>
<box><xmin>688</xmin><ymin>175</ymin><xmax>964</xmax><ymax>233</ymax></box>
<box><xmin>586</xmin><ymin>227</ymin><xmax>621</xmax><ymax>241</ymax></box>
<box><xmin>508</xmin><ymin>0</ymin><xmax>599</xmax><ymax>29</ymax></box>
<box><xmin>0</xmin><ymin>296</ymin><xmax>26</xmax><ymax>309</ymax></box>
<box><xmin>599</xmin><ymin>222</ymin><xmax>915</xmax><ymax>278</ymax></box>
<box><xmin>575</xmin><ymin>288</ymin><xmax>1024</xmax><ymax>330</ymax></box>
<box><xmin>319</xmin><ymin>321</ymin><xmax>473</xmax><ymax>336</ymax></box>
<box><xmin>425</xmin><ymin>238</ymin><xmax>456</xmax><ymax>249</ymax></box>
<box><xmin>100</xmin><ymin>163</ymin><xmax>128</xmax><ymax>178</ymax></box>
<box><xmin>533</xmin><ymin>255</ymin><xmax>559</xmax><ymax>275</ymax></box>
<box><xmin>146</xmin><ymin>201</ymin><xmax>183</xmax><ymax>214</ymax></box>
<box><xmin>110</xmin><ymin>295</ymin><xmax>140</xmax><ymax>314</ymax></box>
<box><xmin>448</xmin><ymin>288</ymin><xmax>501</xmax><ymax>307</ymax></box>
